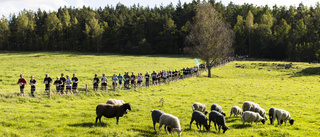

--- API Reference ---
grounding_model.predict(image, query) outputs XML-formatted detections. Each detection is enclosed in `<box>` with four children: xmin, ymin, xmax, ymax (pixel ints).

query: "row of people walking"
<box><xmin>17</xmin><ymin>65</ymin><xmax>205</xmax><ymax>97</ymax></box>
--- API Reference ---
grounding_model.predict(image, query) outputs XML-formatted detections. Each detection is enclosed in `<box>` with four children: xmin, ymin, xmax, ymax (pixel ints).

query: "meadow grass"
<box><xmin>0</xmin><ymin>53</ymin><xmax>320</xmax><ymax>137</ymax></box>
<box><xmin>0</xmin><ymin>52</ymin><xmax>195</xmax><ymax>95</ymax></box>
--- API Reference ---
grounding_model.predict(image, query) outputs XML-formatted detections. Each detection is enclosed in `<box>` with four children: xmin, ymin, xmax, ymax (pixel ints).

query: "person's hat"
<box><xmin>57</xmin><ymin>76</ymin><xmax>60</xmax><ymax>78</ymax></box>
<box><xmin>61</xmin><ymin>73</ymin><xmax>64</xmax><ymax>75</ymax></box>
<box><xmin>95</xmin><ymin>74</ymin><xmax>97</xmax><ymax>76</ymax></box>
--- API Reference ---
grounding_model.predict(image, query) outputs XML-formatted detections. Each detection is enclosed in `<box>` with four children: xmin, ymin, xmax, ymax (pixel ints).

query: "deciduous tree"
<box><xmin>185</xmin><ymin>3</ymin><xmax>234</xmax><ymax>77</ymax></box>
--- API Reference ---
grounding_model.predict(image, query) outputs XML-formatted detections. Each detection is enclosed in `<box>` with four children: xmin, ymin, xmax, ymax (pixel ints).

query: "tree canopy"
<box><xmin>0</xmin><ymin>1</ymin><xmax>320</xmax><ymax>62</ymax></box>
<box><xmin>184</xmin><ymin>3</ymin><xmax>234</xmax><ymax>77</ymax></box>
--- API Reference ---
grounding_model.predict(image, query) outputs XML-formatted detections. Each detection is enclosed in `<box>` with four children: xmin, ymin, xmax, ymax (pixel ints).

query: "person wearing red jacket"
<box><xmin>130</xmin><ymin>72</ymin><xmax>136</xmax><ymax>88</ymax></box>
<box><xmin>17</xmin><ymin>74</ymin><xmax>27</xmax><ymax>96</ymax></box>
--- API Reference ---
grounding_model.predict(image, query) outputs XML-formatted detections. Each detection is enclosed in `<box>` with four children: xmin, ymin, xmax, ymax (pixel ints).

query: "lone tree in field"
<box><xmin>185</xmin><ymin>3</ymin><xmax>234</xmax><ymax>78</ymax></box>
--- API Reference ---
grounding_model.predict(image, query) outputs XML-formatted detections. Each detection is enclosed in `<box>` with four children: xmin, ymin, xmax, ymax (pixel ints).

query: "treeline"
<box><xmin>0</xmin><ymin>0</ymin><xmax>320</xmax><ymax>61</ymax></box>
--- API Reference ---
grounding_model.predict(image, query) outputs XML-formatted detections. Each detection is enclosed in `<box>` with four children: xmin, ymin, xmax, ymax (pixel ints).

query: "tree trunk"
<box><xmin>208</xmin><ymin>66</ymin><xmax>212</xmax><ymax>78</ymax></box>
<box><xmin>207</xmin><ymin>60</ymin><xmax>212</xmax><ymax>78</ymax></box>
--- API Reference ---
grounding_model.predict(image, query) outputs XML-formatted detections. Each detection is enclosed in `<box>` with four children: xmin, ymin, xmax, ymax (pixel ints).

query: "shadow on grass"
<box><xmin>290</xmin><ymin>67</ymin><xmax>320</xmax><ymax>77</ymax></box>
<box><xmin>68</xmin><ymin>122</ymin><xmax>109</xmax><ymax>127</ymax></box>
<box><xmin>230</xmin><ymin>124</ymin><xmax>252</xmax><ymax>129</ymax></box>
<box><xmin>129</xmin><ymin>126</ymin><xmax>158</xmax><ymax>137</ymax></box>
<box><xmin>225</xmin><ymin>118</ymin><xmax>240</xmax><ymax>123</ymax></box>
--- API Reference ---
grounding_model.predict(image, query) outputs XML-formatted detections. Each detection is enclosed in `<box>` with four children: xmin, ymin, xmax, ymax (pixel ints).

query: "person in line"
<box><xmin>60</xmin><ymin>73</ymin><xmax>66</xmax><ymax>94</ymax></box>
<box><xmin>137</xmin><ymin>73</ymin><xmax>143</xmax><ymax>87</ymax></box>
<box><xmin>101</xmin><ymin>74</ymin><xmax>108</xmax><ymax>92</ymax></box>
<box><xmin>157</xmin><ymin>71</ymin><xmax>161</xmax><ymax>85</ymax></box>
<box><xmin>174</xmin><ymin>69</ymin><xmax>178</xmax><ymax>81</ymax></box>
<box><xmin>194</xmin><ymin>66</ymin><xmax>198</xmax><ymax>76</ymax></box>
<box><xmin>145</xmin><ymin>71</ymin><xmax>150</xmax><ymax>87</ymax></box>
<box><xmin>123</xmin><ymin>72</ymin><xmax>129</xmax><ymax>89</ymax></box>
<box><xmin>29</xmin><ymin>75</ymin><xmax>37</xmax><ymax>97</ymax></box>
<box><xmin>117</xmin><ymin>73</ymin><xmax>123</xmax><ymax>89</ymax></box>
<box><xmin>17</xmin><ymin>74</ymin><xmax>27</xmax><ymax>96</ymax></box>
<box><xmin>93</xmin><ymin>74</ymin><xmax>100</xmax><ymax>91</ymax></box>
<box><xmin>168</xmin><ymin>70</ymin><xmax>172</xmax><ymax>82</ymax></box>
<box><xmin>72</xmin><ymin>74</ymin><xmax>79</xmax><ymax>94</ymax></box>
<box><xmin>162</xmin><ymin>70</ymin><xmax>167</xmax><ymax>84</ymax></box>
<box><xmin>179</xmin><ymin>69</ymin><xmax>184</xmax><ymax>79</ymax></box>
<box><xmin>151</xmin><ymin>70</ymin><xmax>157</xmax><ymax>85</ymax></box>
<box><xmin>44</xmin><ymin>74</ymin><xmax>52</xmax><ymax>96</ymax></box>
<box><xmin>131</xmin><ymin>72</ymin><xmax>136</xmax><ymax>88</ymax></box>
<box><xmin>112</xmin><ymin>74</ymin><xmax>118</xmax><ymax>91</ymax></box>
<box><xmin>53</xmin><ymin>76</ymin><xmax>63</xmax><ymax>95</ymax></box>
<box><xmin>65</xmin><ymin>75</ymin><xmax>72</xmax><ymax>94</ymax></box>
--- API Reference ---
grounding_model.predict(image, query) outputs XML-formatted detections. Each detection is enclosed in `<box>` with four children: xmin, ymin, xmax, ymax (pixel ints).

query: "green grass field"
<box><xmin>0</xmin><ymin>52</ymin><xmax>320</xmax><ymax>137</ymax></box>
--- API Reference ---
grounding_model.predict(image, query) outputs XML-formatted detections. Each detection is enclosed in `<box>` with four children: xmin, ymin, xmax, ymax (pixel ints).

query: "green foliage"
<box><xmin>2</xmin><ymin>2</ymin><xmax>320</xmax><ymax>60</ymax></box>
<box><xmin>0</xmin><ymin>54</ymin><xmax>320</xmax><ymax>136</ymax></box>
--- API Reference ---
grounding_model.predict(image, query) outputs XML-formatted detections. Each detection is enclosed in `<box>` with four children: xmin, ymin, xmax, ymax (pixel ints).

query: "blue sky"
<box><xmin>0</xmin><ymin>0</ymin><xmax>319</xmax><ymax>18</ymax></box>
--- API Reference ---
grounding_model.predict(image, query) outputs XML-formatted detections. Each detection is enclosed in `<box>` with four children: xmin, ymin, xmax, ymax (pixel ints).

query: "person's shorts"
<box><xmin>131</xmin><ymin>81</ymin><xmax>135</xmax><ymax>84</ymax></box>
<box><xmin>119</xmin><ymin>81</ymin><xmax>122</xmax><ymax>84</ymax></box>
<box><xmin>137</xmin><ymin>81</ymin><xmax>142</xmax><ymax>84</ymax></box>
<box><xmin>195</xmin><ymin>71</ymin><xmax>198</xmax><ymax>73</ymax></box>
<box><xmin>56</xmin><ymin>86</ymin><xmax>61</xmax><ymax>91</ymax></box>
<box><xmin>101</xmin><ymin>83</ymin><xmax>107</xmax><ymax>87</ymax></box>
<box><xmin>163</xmin><ymin>77</ymin><xmax>167</xmax><ymax>79</ymax></box>
<box><xmin>152</xmin><ymin>78</ymin><xmax>156</xmax><ymax>81</ymax></box>
<box><xmin>72</xmin><ymin>84</ymin><xmax>77</xmax><ymax>90</ymax></box>
<box><xmin>31</xmin><ymin>86</ymin><xmax>36</xmax><ymax>92</ymax></box>
<box><xmin>112</xmin><ymin>82</ymin><xmax>117</xmax><ymax>86</ymax></box>
<box><xmin>93</xmin><ymin>84</ymin><xmax>98</xmax><ymax>89</ymax></box>
<box><xmin>66</xmin><ymin>86</ymin><xmax>71</xmax><ymax>90</ymax></box>
<box><xmin>20</xmin><ymin>87</ymin><xmax>24</xmax><ymax>93</ymax></box>
<box><xmin>45</xmin><ymin>84</ymin><xmax>50</xmax><ymax>90</ymax></box>
<box><xmin>60</xmin><ymin>85</ymin><xmax>65</xmax><ymax>91</ymax></box>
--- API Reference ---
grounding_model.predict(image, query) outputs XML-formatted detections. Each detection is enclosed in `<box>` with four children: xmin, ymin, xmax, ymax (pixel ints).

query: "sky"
<box><xmin>0</xmin><ymin>0</ymin><xmax>319</xmax><ymax>18</ymax></box>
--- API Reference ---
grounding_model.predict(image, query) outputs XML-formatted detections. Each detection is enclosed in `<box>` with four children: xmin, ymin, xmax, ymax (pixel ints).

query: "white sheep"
<box><xmin>192</xmin><ymin>102</ymin><xmax>208</xmax><ymax>115</ymax></box>
<box><xmin>106</xmin><ymin>99</ymin><xmax>125</xmax><ymax>105</ymax></box>
<box><xmin>272</xmin><ymin>108</ymin><xmax>295</xmax><ymax>126</ymax></box>
<box><xmin>159</xmin><ymin>113</ymin><xmax>184</xmax><ymax>137</ymax></box>
<box><xmin>230</xmin><ymin>106</ymin><xmax>242</xmax><ymax>118</ymax></box>
<box><xmin>254</xmin><ymin>106</ymin><xmax>268</xmax><ymax>120</ymax></box>
<box><xmin>242</xmin><ymin>101</ymin><xmax>259</xmax><ymax>112</ymax></box>
<box><xmin>241</xmin><ymin>111</ymin><xmax>266</xmax><ymax>125</ymax></box>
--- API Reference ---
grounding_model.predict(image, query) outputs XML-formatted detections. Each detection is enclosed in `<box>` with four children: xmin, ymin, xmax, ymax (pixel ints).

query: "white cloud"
<box><xmin>75</xmin><ymin>0</ymin><xmax>86</xmax><ymax>8</ymax></box>
<box><xmin>0</xmin><ymin>0</ymin><xmax>70</xmax><ymax>18</ymax></box>
<box><xmin>1</xmin><ymin>0</ymin><xmax>320</xmax><ymax>18</ymax></box>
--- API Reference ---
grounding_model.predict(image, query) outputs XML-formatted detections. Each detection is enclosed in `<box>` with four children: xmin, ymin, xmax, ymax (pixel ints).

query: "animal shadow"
<box><xmin>226</xmin><ymin>118</ymin><xmax>239</xmax><ymax>123</ymax></box>
<box><xmin>230</xmin><ymin>124</ymin><xmax>252</xmax><ymax>129</ymax></box>
<box><xmin>68</xmin><ymin>122</ymin><xmax>108</xmax><ymax>127</ymax></box>
<box><xmin>130</xmin><ymin>126</ymin><xmax>158</xmax><ymax>137</ymax></box>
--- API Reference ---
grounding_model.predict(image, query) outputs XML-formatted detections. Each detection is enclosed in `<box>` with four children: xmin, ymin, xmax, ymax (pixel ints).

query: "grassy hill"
<box><xmin>0</xmin><ymin>52</ymin><xmax>195</xmax><ymax>95</ymax></box>
<box><xmin>0</xmin><ymin>52</ymin><xmax>320</xmax><ymax>136</ymax></box>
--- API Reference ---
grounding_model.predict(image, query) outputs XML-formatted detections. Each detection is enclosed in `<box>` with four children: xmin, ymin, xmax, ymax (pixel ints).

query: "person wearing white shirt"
<box><xmin>101</xmin><ymin>74</ymin><xmax>108</xmax><ymax>92</ymax></box>
<box><xmin>65</xmin><ymin>75</ymin><xmax>72</xmax><ymax>94</ymax></box>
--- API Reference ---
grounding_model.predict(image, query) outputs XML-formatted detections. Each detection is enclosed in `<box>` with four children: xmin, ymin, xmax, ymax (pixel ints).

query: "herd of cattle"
<box><xmin>95</xmin><ymin>99</ymin><xmax>294</xmax><ymax>136</ymax></box>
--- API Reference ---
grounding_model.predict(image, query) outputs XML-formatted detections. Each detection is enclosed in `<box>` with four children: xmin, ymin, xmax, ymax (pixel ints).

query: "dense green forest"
<box><xmin>0</xmin><ymin>0</ymin><xmax>320</xmax><ymax>61</ymax></box>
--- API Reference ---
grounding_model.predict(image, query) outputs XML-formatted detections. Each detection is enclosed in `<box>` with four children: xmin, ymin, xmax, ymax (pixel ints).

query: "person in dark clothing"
<box><xmin>53</xmin><ymin>76</ymin><xmax>63</xmax><ymax>95</ymax></box>
<box><xmin>29</xmin><ymin>75</ymin><xmax>37</xmax><ymax>97</ymax></box>
<box><xmin>60</xmin><ymin>73</ymin><xmax>66</xmax><ymax>94</ymax></box>
<box><xmin>44</xmin><ymin>74</ymin><xmax>52</xmax><ymax>95</ymax></box>
<box><xmin>72</xmin><ymin>74</ymin><xmax>79</xmax><ymax>93</ymax></box>
<box><xmin>93</xmin><ymin>74</ymin><xmax>100</xmax><ymax>91</ymax></box>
